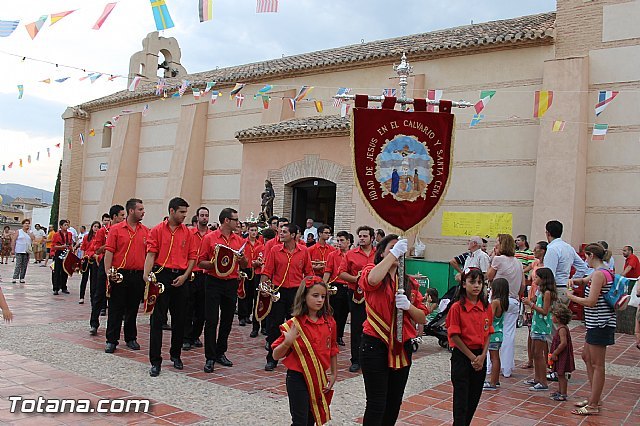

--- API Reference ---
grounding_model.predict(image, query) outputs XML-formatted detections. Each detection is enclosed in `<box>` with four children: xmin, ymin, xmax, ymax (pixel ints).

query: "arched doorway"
<box><xmin>291</xmin><ymin>178</ymin><xmax>336</xmax><ymax>229</ymax></box>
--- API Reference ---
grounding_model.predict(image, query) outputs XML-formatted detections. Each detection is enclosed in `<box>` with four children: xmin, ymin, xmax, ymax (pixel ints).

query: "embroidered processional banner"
<box><xmin>351</xmin><ymin>95</ymin><xmax>455</xmax><ymax>233</ymax></box>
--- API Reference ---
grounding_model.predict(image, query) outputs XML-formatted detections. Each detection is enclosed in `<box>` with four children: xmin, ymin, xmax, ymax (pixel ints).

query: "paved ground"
<box><xmin>0</xmin><ymin>261</ymin><xmax>638</xmax><ymax>425</ymax></box>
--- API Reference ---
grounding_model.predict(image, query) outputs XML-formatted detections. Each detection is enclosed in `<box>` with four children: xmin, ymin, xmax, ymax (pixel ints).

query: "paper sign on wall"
<box><xmin>441</xmin><ymin>212</ymin><xmax>513</xmax><ymax>238</ymax></box>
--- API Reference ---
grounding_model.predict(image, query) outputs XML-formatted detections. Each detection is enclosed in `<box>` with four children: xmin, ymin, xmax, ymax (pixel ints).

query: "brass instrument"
<box><xmin>147</xmin><ymin>272</ymin><xmax>166</xmax><ymax>294</ymax></box>
<box><xmin>258</xmin><ymin>280</ymin><xmax>280</xmax><ymax>302</ymax></box>
<box><xmin>108</xmin><ymin>266</ymin><xmax>124</xmax><ymax>284</ymax></box>
<box><xmin>143</xmin><ymin>271</ymin><xmax>166</xmax><ymax>315</ymax></box>
<box><xmin>190</xmin><ymin>272</ymin><xmax>195</xmax><ymax>281</ymax></box>
<box><xmin>327</xmin><ymin>284</ymin><xmax>338</xmax><ymax>296</ymax></box>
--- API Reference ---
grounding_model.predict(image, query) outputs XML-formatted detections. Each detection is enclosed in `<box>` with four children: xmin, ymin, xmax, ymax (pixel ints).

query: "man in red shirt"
<box><xmin>198</xmin><ymin>208</ymin><xmax>248</xmax><ymax>373</ymax></box>
<box><xmin>308</xmin><ymin>224</ymin><xmax>336</xmax><ymax>277</ymax></box>
<box><xmin>323</xmin><ymin>230</ymin><xmax>350</xmax><ymax>346</ymax></box>
<box><xmin>262</xmin><ymin>217</ymin><xmax>289</xmax><ymax>265</ymax></box>
<box><xmin>262</xmin><ymin>223</ymin><xmax>313</xmax><ymax>371</ymax></box>
<box><xmin>238</xmin><ymin>223</ymin><xmax>265</xmax><ymax>335</ymax></box>
<box><xmin>103</xmin><ymin>199</ymin><xmax>148</xmax><ymax>354</ymax></box>
<box><xmin>183</xmin><ymin>207</ymin><xmax>210</xmax><ymax>351</ymax></box>
<box><xmin>144</xmin><ymin>197</ymin><xmax>198</xmax><ymax>377</ymax></box>
<box><xmin>89</xmin><ymin>207</ymin><xmax>123</xmax><ymax>336</ymax></box>
<box><xmin>51</xmin><ymin>219</ymin><xmax>72</xmax><ymax>295</ymax></box>
<box><xmin>339</xmin><ymin>225</ymin><xmax>376</xmax><ymax>372</ymax></box>
<box><xmin>622</xmin><ymin>245</ymin><xmax>640</xmax><ymax>279</ymax></box>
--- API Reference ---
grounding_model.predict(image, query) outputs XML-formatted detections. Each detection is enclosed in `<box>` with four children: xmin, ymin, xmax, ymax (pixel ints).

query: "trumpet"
<box><xmin>147</xmin><ymin>272</ymin><xmax>166</xmax><ymax>294</ymax></box>
<box><xmin>327</xmin><ymin>284</ymin><xmax>338</xmax><ymax>296</ymax></box>
<box><xmin>108</xmin><ymin>267</ymin><xmax>124</xmax><ymax>284</ymax></box>
<box><xmin>258</xmin><ymin>280</ymin><xmax>280</xmax><ymax>302</ymax></box>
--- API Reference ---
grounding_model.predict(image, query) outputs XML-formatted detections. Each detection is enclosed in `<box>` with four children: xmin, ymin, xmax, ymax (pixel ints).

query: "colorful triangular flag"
<box><xmin>294</xmin><ymin>86</ymin><xmax>313</xmax><ymax>102</ymax></box>
<box><xmin>150</xmin><ymin>0</ymin><xmax>175</xmax><ymax>31</ymax></box>
<box><xmin>261</xmin><ymin>96</ymin><xmax>270</xmax><ymax>109</ymax></box>
<box><xmin>67</xmin><ymin>137</ymin><xmax>72</xmax><ymax>149</ymax></box>
<box><xmin>235</xmin><ymin>94</ymin><xmax>245</xmax><ymax>108</ymax></box>
<box><xmin>79</xmin><ymin>133</ymin><xmax>84</xmax><ymax>146</ymax></box>
<box><xmin>470</xmin><ymin>114</ymin><xmax>485</xmax><ymax>128</ymax></box>
<box><xmin>17</xmin><ymin>84</ymin><xmax>24</xmax><ymax>99</ymax></box>
<box><xmin>55</xmin><ymin>143</ymin><xmax>60</xmax><ymax>149</ymax></box>
<box><xmin>128</xmin><ymin>76</ymin><xmax>142</xmax><ymax>92</ymax></box>
<box><xmin>229</xmin><ymin>83</ymin><xmax>245</xmax><ymax>99</ymax></box>
<box><xmin>204</xmin><ymin>81</ymin><xmax>216</xmax><ymax>93</ymax></box>
<box><xmin>27</xmin><ymin>155</ymin><xmax>31</xmax><ymax>164</ymax></box>
<box><xmin>595</xmin><ymin>91</ymin><xmax>619</xmax><ymax>117</ymax></box>
<box><xmin>256</xmin><ymin>0</ymin><xmax>279</xmax><ymax>13</ymax></box>
<box><xmin>155</xmin><ymin>78</ymin><xmax>166</xmax><ymax>95</ymax></box>
<box><xmin>427</xmin><ymin>89</ymin><xmax>443</xmax><ymax>112</ymax></box>
<box><xmin>193</xmin><ymin>89</ymin><xmax>201</xmax><ymax>100</ymax></box>
<box><xmin>25</xmin><ymin>15</ymin><xmax>47</xmax><ymax>39</ymax></box>
<box><xmin>19</xmin><ymin>159</ymin><xmax>23</xmax><ymax>168</ymax></box>
<box><xmin>592</xmin><ymin>124</ymin><xmax>609</xmax><ymax>141</ymax></box>
<box><xmin>40</xmin><ymin>78</ymin><xmax>51</xmax><ymax>84</ymax></box>
<box><xmin>199</xmin><ymin>0</ymin><xmax>213</xmax><ymax>22</ymax></box>
<box><xmin>254</xmin><ymin>85</ymin><xmax>272</xmax><ymax>99</ymax></box>
<box><xmin>0</xmin><ymin>20</ymin><xmax>20</xmax><ymax>38</ymax></box>
<box><xmin>55</xmin><ymin>77</ymin><xmax>70</xmax><ymax>83</ymax></box>
<box><xmin>288</xmin><ymin>98</ymin><xmax>296</xmax><ymax>112</ymax></box>
<box><xmin>534</xmin><ymin>90</ymin><xmax>553</xmax><ymax>118</ymax></box>
<box><xmin>178</xmin><ymin>80</ymin><xmax>190</xmax><ymax>96</ymax></box>
<box><xmin>333</xmin><ymin>88</ymin><xmax>351</xmax><ymax>107</ymax></box>
<box><xmin>93</xmin><ymin>3</ymin><xmax>117</xmax><ymax>30</ymax></box>
<box><xmin>551</xmin><ymin>120</ymin><xmax>566</xmax><ymax>132</ymax></box>
<box><xmin>89</xmin><ymin>73</ymin><xmax>103</xmax><ymax>83</ymax></box>
<box><xmin>314</xmin><ymin>100</ymin><xmax>323</xmax><ymax>113</ymax></box>
<box><xmin>142</xmin><ymin>104</ymin><xmax>149</xmax><ymax>116</ymax></box>
<box><xmin>89</xmin><ymin>129</ymin><xmax>96</xmax><ymax>137</ymax></box>
<box><xmin>8</xmin><ymin>162</ymin><xmax>13</xmax><ymax>169</ymax></box>
<box><xmin>210</xmin><ymin>91</ymin><xmax>220</xmax><ymax>104</ymax></box>
<box><xmin>474</xmin><ymin>90</ymin><xmax>496</xmax><ymax>114</ymax></box>
<box><xmin>50</xmin><ymin>10</ymin><xmax>76</xmax><ymax>26</ymax></box>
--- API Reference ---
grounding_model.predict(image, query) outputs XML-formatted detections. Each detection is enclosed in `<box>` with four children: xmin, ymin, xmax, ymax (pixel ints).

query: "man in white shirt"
<box><xmin>32</xmin><ymin>224</ymin><xmax>47</xmax><ymax>264</ymax></box>
<box><xmin>68</xmin><ymin>225</ymin><xmax>79</xmax><ymax>245</ymax></box>
<box><xmin>302</xmin><ymin>218</ymin><xmax>318</xmax><ymax>242</ymax></box>
<box><xmin>462</xmin><ymin>236</ymin><xmax>491</xmax><ymax>273</ymax></box>
<box><xmin>543</xmin><ymin>220</ymin><xmax>587</xmax><ymax>303</ymax></box>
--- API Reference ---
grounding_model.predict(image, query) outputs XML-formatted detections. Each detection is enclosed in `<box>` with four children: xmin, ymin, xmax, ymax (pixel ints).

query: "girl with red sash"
<box><xmin>359</xmin><ymin>235</ymin><xmax>428</xmax><ymax>426</ymax></box>
<box><xmin>272</xmin><ymin>276</ymin><xmax>338</xmax><ymax>425</ymax></box>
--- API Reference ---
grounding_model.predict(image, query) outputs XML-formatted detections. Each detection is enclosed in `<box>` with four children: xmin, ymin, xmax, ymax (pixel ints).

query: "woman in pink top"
<box><xmin>487</xmin><ymin>234</ymin><xmax>524</xmax><ymax>378</ymax></box>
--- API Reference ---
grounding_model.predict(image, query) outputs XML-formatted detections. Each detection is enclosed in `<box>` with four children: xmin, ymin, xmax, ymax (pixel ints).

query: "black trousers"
<box><xmin>183</xmin><ymin>271</ymin><xmax>206</xmax><ymax>343</ymax></box>
<box><xmin>451</xmin><ymin>348</ymin><xmax>486</xmax><ymax>426</ymax></box>
<box><xmin>79</xmin><ymin>260</ymin><xmax>95</xmax><ymax>299</ymax></box>
<box><xmin>331</xmin><ymin>284</ymin><xmax>349</xmax><ymax>339</ymax></box>
<box><xmin>360</xmin><ymin>334</ymin><xmax>412</xmax><ymax>426</ymax></box>
<box><xmin>204</xmin><ymin>276</ymin><xmax>238</xmax><ymax>361</ymax></box>
<box><xmin>89</xmin><ymin>259</ymin><xmax>107</xmax><ymax>329</ymax></box>
<box><xmin>52</xmin><ymin>255</ymin><xmax>68</xmax><ymax>292</ymax></box>
<box><xmin>105</xmin><ymin>270</ymin><xmax>144</xmax><ymax>345</ymax></box>
<box><xmin>237</xmin><ymin>269</ymin><xmax>258</xmax><ymax>320</ymax></box>
<box><xmin>266</xmin><ymin>287</ymin><xmax>298</xmax><ymax>364</ymax></box>
<box><xmin>149</xmin><ymin>269</ymin><xmax>187</xmax><ymax>366</ymax></box>
<box><xmin>348</xmin><ymin>290</ymin><xmax>367</xmax><ymax>364</ymax></box>
<box><xmin>286</xmin><ymin>370</ymin><xmax>315</xmax><ymax>426</ymax></box>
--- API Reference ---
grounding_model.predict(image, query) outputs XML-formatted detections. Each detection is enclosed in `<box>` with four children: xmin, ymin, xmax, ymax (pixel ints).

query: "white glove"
<box><xmin>390</xmin><ymin>239</ymin><xmax>408</xmax><ymax>259</ymax></box>
<box><xmin>395</xmin><ymin>293</ymin><xmax>411</xmax><ymax>311</ymax></box>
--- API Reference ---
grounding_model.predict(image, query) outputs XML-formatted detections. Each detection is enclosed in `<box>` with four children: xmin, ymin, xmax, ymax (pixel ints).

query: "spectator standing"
<box><xmin>622</xmin><ymin>245</ymin><xmax>640</xmax><ymax>278</ymax></box>
<box><xmin>302</xmin><ymin>218</ymin><xmax>318</xmax><ymax>242</ymax></box>
<box><xmin>11</xmin><ymin>219</ymin><xmax>35</xmax><ymax>284</ymax></box>
<box><xmin>463</xmin><ymin>236</ymin><xmax>491</xmax><ymax>273</ymax></box>
<box><xmin>543</xmin><ymin>220</ymin><xmax>588</xmax><ymax>303</ymax></box>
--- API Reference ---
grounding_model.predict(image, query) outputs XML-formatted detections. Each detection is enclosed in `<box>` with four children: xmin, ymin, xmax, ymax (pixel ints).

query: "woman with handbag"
<box><xmin>11</xmin><ymin>219</ymin><xmax>35</xmax><ymax>284</ymax></box>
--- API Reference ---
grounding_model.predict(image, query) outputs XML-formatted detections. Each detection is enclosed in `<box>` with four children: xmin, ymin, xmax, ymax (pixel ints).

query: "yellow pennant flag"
<box><xmin>551</xmin><ymin>120</ymin><xmax>565</xmax><ymax>132</ymax></box>
<box><xmin>314</xmin><ymin>100</ymin><xmax>323</xmax><ymax>113</ymax></box>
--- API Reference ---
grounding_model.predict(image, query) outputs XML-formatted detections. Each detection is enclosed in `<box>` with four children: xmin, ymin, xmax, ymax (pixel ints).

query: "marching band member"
<box><xmin>262</xmin><ymin>223</ymin><xmax>313</xmax><ymax>371</ymax></box>
<box><xmin>103</xmin><ymin>199</ymin><xmax>148</xmax><ymax>354</ymax></box>
<box><xmin>198</xmin><ymin>208</ymin><xmax>248</xmax><ymax>373</ymax></box>
<box><xmin>51</xmin><ymin>219</ymin><xmax>72</xmax><ymax>295</ymax></box>
<box><xmin>78</xmin><ymin>221</ymin><xmax>101</xmax><ymax>304</ymax></box>
<box><xmin>144</xmin><ymin>197</ymin><xmax>198</xmax><ymax>377</ymax></box>
<box><xmin>338</xmin><ymin>225</ymin><xmax>376</xmax><ymax>373</ymax></box>
<box><xmin>239</xmin><ymin>223</ymin><xmax>264</xmax><ymax>335</ymax></box>
<box><xmin>262</xmin><ymin>217</ymin><xmax>289</xmax><ymax>264</ymax></box>
<box><xmin>359</xmin><ymin>235</ymin><xmax>427</xmax><ymax>425</ymax></box>
<box><xmin>323</xmin><ymin>231</ymin><xmax>351</xmax><ymax>346</ymax></box>
<box><xmin>183</xmin><ymin>207</ymin><xmax>211</xmax><ymax>351</ymax></box>
<box><xmin>89</xmin><ymin>210</ymin><xmax>120</xmax><ymax>336</ymax></box>
<box><xmin>272</xmin><ymin>276</ymin><xmax>339</xmax><ymax>426</ymax></box>
<box><xmin>308</xmin><ymin>224</ymin><xmax>336</xmax><ymax>278</ymax></box>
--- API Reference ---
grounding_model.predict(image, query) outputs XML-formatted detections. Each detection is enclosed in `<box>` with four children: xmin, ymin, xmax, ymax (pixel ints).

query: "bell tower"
<box><xmin>128</xmin><ymin>31</ymin><xmax>187</xmax><ymax>86</ymax></box>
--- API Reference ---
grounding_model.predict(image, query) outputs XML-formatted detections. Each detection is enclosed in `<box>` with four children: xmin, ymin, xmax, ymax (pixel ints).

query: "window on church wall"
<box><xmin>102</xmin><ymin>122</ymin><xmax>113</xmax><ymax>148</ymax></box>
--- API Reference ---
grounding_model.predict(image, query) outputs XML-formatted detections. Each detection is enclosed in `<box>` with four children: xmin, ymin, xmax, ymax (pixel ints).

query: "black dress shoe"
<box><xmin>171</xmin><ymin>357</ymin><xmax>184</xmax><ymax>370</ymax></box>
<box><xmin>105</xmin><ymin>343</ymin><xmax>116</xmax><ymax>353</ymax></box>
<box><xmin>182</xmin><ymin>342</ymin><xmax>192</xmax><ymax>351</ymax></box>
<box><xmin>337</xmin><ymin>338</ymin><xmax>345</xmax><ymax>346</ymax></box>
<box><xmin>204</xmin><ymin>359</ymin><xmax>215</xmax><ymax>373</ymax></box>
<box><xmin>239</xmin><ymin>318</ymin><xmax>246</xmax><ymax>326</ymax></box>
<box><xmin>53</xmin><ymin>291</ymin><xmax>59</xmax><ymax>295</ymax></box>
<box><xmin>216</xmin><ymin>354</ymin><xmax>233</xmax><ymax>367</ymax></box>
<box><xmin>260</xmin><ymin>328</ymin><xmax>268</xmax><ymax>336</ymax></box>
<box><xmin>61</xmin><ymin>289</ymin><xmax>70</xmax><ymax>294</ymax></box>
<box><xmin>249</xmin><ymin>330</ymin><xmax>259</xmax><ymax>338</ymax></box>
<box><xmin>264</xmin><ymin>361</ymin><xmax>277</xmax><ymax>371</ymax></box>
<box><xmin>149</xmin><ymin>365</ymin><xmax>161</xmax><ymax>377</ymax></box>
<box><xmin>348</xmin><ymin>363</ymin><xmax>361</xmax><ymax>373</ymax></box>
<box><xmin>89</xmin><ymin>327</ymin><xmax>98</xmax><ymax>336</ymax></box>
<box><xmin>162</xmin><ymin>323</ymin><xmax>171</xmax><ymax>330</ymax></box>
<box><xmin>126</xmin><ymin>340</ymin><xmax>140</xmax><ymax>350</ymax></box>
<box><xmin>193</xmin><ymin>338</ymin><xmax>203</xmax><ymax>348</ymax></box>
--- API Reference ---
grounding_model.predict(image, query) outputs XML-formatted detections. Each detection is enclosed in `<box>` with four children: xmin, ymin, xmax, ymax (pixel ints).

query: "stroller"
<box><xmin>423</xmin><ymin>286</ymin><xmax>459</xmax><ymax>351</ymax></box>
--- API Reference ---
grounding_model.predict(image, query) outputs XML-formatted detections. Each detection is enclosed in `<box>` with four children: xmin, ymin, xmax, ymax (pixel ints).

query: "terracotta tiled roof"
<box><xmin>236</xmin><ymin>115</ymin><xmax>349</xmax><ymax>142</ymax></box>
<box><xmin>79</xmin><ymin>12</ymin><xmax>555</xmax><ymax>111</ymax></box>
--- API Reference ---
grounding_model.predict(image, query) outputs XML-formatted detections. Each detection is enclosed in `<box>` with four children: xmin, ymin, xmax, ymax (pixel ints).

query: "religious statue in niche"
<box><xmin>261</xmin><ymin>180</ymin><xmax>275</xmax><ymax>219</ymax></box>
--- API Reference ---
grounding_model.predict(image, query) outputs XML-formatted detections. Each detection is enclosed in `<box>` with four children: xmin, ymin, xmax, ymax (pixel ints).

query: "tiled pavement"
<box><xmin>1</xmin><ymin>261</ymin><xmax>639</xmax><ymax>425</ymax></box>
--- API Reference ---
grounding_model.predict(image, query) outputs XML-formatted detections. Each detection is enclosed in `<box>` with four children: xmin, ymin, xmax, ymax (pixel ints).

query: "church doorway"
<box><xmin>291</xmin><ymin>179</ymin><xmax>336</xmax><ymax>229</ymax></box>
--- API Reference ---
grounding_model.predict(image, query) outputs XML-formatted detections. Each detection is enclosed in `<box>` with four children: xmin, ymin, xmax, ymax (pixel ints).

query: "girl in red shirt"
<box><xmin>446</xmin><ymin>268</ymin><xmax>493</xmax><ymax>426</ymax></box>
<box><xmin>272</xmin><ymin>276</ymin><xmax>338</xmax><ymax>426</ymax></box>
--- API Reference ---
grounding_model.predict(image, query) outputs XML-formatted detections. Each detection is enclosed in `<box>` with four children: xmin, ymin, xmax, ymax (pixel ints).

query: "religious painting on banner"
<box><xmin>351</xmin><ymin>94</ymin><xmax>455</xmax><ymax>233</ymax></box>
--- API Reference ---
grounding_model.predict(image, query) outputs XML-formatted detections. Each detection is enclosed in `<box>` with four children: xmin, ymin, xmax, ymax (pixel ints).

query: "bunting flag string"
<box><xmin>204</xmin><ymin>81</ymin><xmax>216</xmax><ymax>93</ymax></box>
<box><xmin>0</xmin><ymin>20</ymin><xmax>20</xmax><ymax>37</ymax></box>
<box><xmin>1</xmin><ymin>141</ymin><xmax>61</xmax><ymax>174</ymax></box>
<box><xmin>294</xmin><ymin>86</ymin><xmax>314</xmax><ymax>102</ymax></box>
<box><xmin>333</xmin><ymin>88</ymin><xmax>351</xmax><ymax>107</ymax></box>
<box><xmin>474</xmin><ymin>90</ymin><xmax>496</xmax><ymax>114</ymax></box>
<box><xmin>93</xmin><ymin>3</ymin><xmax>117</xmax><ymax>30</ymax></box>
<box><xmin>229</xmin><ymin>83</ymin><xmax>245</xmax><ymax>98</ymax></box>
<box><xmin>50</xmin><ymin>10</ymin><xmax>76</xmax><ymax>26</ymax></box>
<box><xmin>25</xmin><ymin>15</ymin><xmax>47</xmax><ymax>39</ymax></box>
<box><xmin>128</xmin><ymin>76</ymin><xmax>142</xmax><ymax>92</ymax></box>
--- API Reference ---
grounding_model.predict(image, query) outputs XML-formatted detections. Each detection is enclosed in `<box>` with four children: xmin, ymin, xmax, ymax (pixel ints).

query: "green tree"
<box><xmin>49</xmin><ymin>160</ymin><xmax>61</xmax><ymax>230</ymax></box>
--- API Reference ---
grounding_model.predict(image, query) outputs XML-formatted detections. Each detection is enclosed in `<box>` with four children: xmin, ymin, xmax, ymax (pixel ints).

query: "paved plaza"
<box><xmin>0</xmin><ymin>261</ymin><xmax>638</xmax><ymax>425</ymax></box>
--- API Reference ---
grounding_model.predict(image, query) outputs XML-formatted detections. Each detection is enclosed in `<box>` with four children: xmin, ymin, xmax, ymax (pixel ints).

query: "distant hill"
<box><xmin>0</xmin><ymin>183</ymin><xmax>53</xmax><ymax>204</ymax></box>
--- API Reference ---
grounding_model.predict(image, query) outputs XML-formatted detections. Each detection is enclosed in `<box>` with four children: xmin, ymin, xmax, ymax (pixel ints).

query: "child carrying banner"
<box><xmin>272</xmin><ymin>276</ymin><xmax>338</xmax><ymax>425</ymax></box>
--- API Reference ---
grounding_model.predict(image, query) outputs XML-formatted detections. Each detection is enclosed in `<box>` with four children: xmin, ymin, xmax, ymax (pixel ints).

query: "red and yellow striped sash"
<box><xmin>365</xmin><ymin>302</ymin><xmax>409</xmax><ymax>369</ymax></box>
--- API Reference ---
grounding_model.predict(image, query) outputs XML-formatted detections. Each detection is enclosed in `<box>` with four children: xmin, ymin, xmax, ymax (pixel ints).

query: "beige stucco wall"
<box><xmin>63</xmin><ymin>0</ymin><xmax>640</xmax><ymax>264</ymax></box>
